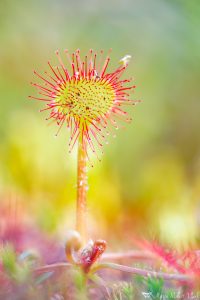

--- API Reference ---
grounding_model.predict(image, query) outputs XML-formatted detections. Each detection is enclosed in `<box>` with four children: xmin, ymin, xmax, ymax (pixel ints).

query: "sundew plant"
<box><xmin>1</xmin><ymin>47</ymin><xmax>200</xmax><ymax>300</ymax></box>
<box><xmin>30</xmin><ymin>49</ymin><xmax>137</xmax><ymax>243</ymax></box>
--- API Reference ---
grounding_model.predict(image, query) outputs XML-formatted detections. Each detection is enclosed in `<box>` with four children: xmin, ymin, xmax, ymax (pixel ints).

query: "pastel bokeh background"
<box><xmin>1</xmin><ymin>0</ymin><xmax>200</xmax><ymax>250</ymax></box>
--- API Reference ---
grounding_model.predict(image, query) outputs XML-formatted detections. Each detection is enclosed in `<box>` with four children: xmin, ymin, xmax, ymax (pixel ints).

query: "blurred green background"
<box><xmin>0</xmin><ymin>0</ymin><xmax>200</xmax><ymax>249</ymax></box>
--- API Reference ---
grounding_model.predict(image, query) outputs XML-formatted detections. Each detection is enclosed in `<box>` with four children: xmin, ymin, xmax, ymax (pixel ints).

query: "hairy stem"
<box><xmin>76</xmin><ymin>136</ymin><xmax>88</xmax><ymax>243</ymax></box>
<box><xmin>34</xmin><ymin>262</ymin><xmax>193</xmax><ymax>283</ymax></box>
<box><xmin>91</xmin><ymin>262</ymin><xmax>192</xmax><ymax>282</ymax></box>
<box><xmin>34</xmin><ymin>263</ymin><xmax>72</xmax><ymax>274</ymax></box>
